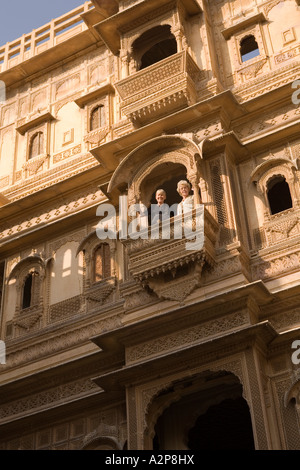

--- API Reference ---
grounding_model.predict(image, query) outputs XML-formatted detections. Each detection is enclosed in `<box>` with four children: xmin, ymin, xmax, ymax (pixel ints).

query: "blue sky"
<box><xmin>0</xmin><ymin>1</ymin><xmax>86</xmax><ymax>47</ymax></box>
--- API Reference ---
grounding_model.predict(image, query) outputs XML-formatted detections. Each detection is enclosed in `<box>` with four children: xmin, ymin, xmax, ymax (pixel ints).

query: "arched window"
<box><xmin>140</xmin><ymin>38</ymin><xmax>177</xmax><ymax>70</ymax></box>
<box><xmin>29</xmin><ymin>132</ymin><xmax>44</xmax><ymax>159</ymax></box>
<box><xmin>22</xmin><ymin>274</ymin><xmax>33</xmax><ymax>309</ymax></box>
<box><xmin>240</xmin><ymin>35</ymin><xmax>260</xmax><ymax>62</ymax></box>
<box><xmin>90</xmin><ymin>105</ymin><xmax>106</xmax><ymax>131</ymax></box>
<box><xmin>267</xmin><ymin>176</ymin><xmax>292</xmax><ymax>215</ymax></box>
<box><xmin>94</xmin><ymin>243</ymin><xmax>111</xmax><ymax>282</ymax></box>
<box><xmin>132</xmin><ymin>25</ymin><xmax>177</xmax><ymax>71</ymax></box>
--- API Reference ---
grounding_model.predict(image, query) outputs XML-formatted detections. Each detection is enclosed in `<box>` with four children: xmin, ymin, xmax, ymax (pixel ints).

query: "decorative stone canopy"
<box><xmin>107</xmin><ymin>133</ymin><xmax>203</xmax><ymax>203</ymax></box>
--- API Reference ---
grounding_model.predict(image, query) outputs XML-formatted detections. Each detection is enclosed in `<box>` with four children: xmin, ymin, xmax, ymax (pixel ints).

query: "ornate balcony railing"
<box><xmin>0</xmin><ymin>2</ymin><xmax>93</xmax><ymax>73</ymax></box>
<box><xmin>254</xmin><ymin>207</ymin><xmax>300</xmax><ymax>250</ymax></box>
<box><xmin>115</xmin><ymin>51</ymin><xmax>205</xmax><ymax>124</ymax></box>
<box><xmin>122</xmin><ymin>208</ymin><xmax>219</xmax><ymax>303</ymax></box>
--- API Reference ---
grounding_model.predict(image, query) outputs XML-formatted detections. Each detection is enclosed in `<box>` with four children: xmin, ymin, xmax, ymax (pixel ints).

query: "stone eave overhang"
<box><xmin>0</xmin><ymin>163</ymin><xmax>106</xmax><ymax>215</ymax></box>
<box><xmin>0</xmin><ymin>198</ymin><xmax>104</xmax><ymax>258</ymax></box>
<box><xmin>16</xmin><ymin>112</ymin><xmax>55</xmax><ymax>135</ymax></box>
<box><xmin>0</xmin><ymin>165</ymin><xmax>110</xmax><ymax>256</ymax></box>
<box><xmin>74</xmin><ymin>82</ymin><xmax>115</xmax><ymax>107</ymax></box>
<box><xmin>0</xmin><ymin>390</ymin><xmax>124</xmax><ymax>438</ymax></box>
<box><xmin>90</xmin><ymin>90</ymin><xmax>245</xmax><ymax>170</ymax></box>
<box><xmin>0</xmin><ymin>29</ymin><xmax>103</xmax><ymax>89</ymax></box>
<box><xmin>267</xmin><ymin>327</ymin><xmax>300</xmax><ymax>356</ymax></box>
<box><xmin>91</xmin><ymin>281</ymin><xmax>273</xmax><ymax>354</ymax></box>
<box><xmin>221</xmin><ymin>12</ymin><xmax>267</xmax><ymax>40</ymax></box>
<box><xmin>0</xmin><ymin>349</ymin><xmax>122</xmax><ymax>398</ymax></box>
<box><xmin>93</xmin><ymin>0</ymin><xmax>202</xmax><ymax>55</ymax></box>
<box><xmin>236</xmin><ymin>73</ymin><xmax>300</xmax><ymax>114</ymax></box>
<box><xmin>92</xmin><ymin>320</ymin><xmax>278</xmax><ymax>391</ymax></box>
<box><xmin>244</xmin><ymin>119</ymin><xmax>300</xmax><ymax>154</ymax></box>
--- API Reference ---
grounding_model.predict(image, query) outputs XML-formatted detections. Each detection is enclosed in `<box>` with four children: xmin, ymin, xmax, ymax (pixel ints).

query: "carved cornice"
<box><xmin>251</xmin><ymin>246</ymin><xmax>300</xmax><ymax>280</ymax></box>
<box><xmin>5</xmin><ymin>311</ymin><xmax>123</xmax><ymax>370</ymax></box>
<box><xmin>0</xmin><ymin>378</ymin><xmax>100</xmax><ymax>425</ymax></box>
<box><xmin>126</xmin><ymin>310</ymin><xmax>250</xmax><ymax>365</ymax></box>
<box><xmin>0</xmin><ymin>188</ymin><xmax>105</xmax><ymax>246</ymax></box>
<box><xmin>93</xmin><ymin>0</ymin><xmax>201</xmax><ymax>55</ymax></box>
<box><xmin>92</xmin><ymin>321</ymin><xmax>277</xmax><ymax>391</ymax></box>
<box><xmin>221</xmin><ymin>12</ymin><xmax>267</xmax><ymax>40</ymax></box>
<box><xmin>16</xmin><ymin>112</ymin><xmax>55</xmax><ymax>135</ymax></box>
<box><xmin>115</xmin><ymin>51</ymin><xmax>203</xmax><ymax>125</ymax></box>
<box><xmin>74</xmin><ymin>83</ymin><xmax>115</xmax><ymax>108</ymax></box>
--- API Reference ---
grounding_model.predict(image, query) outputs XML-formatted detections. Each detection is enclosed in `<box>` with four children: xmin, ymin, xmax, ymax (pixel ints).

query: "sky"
<box><xmin>0</xmin><ymin>1</ymin><xmax>86</xmax><ymax>47</ymax></box>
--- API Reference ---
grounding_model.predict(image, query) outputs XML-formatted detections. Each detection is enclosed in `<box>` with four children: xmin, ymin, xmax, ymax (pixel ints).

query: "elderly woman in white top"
<box><xmin>176</xmin><ymin>180</ymin><xmax>194</xmax><ymax>215</ymax></box>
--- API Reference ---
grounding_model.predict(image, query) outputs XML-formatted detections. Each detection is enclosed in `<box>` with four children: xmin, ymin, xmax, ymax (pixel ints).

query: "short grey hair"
<box><xmin>177</xmin><ymin>180</ymin><xmax>191</xmax><ymax>194</ymax></box>
<box><xmin>156</xmin><ymin>188</ymin><xmax>166</xmax><ymax>197</ymax></box>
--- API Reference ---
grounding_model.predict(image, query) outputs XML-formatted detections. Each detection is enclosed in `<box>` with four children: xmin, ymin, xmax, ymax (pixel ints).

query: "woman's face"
<box><xmin>179</xmin><ymin>185</ymin><xmax>190</xmax><ymax>199</ymax></box>
<box><xmin>156</xmin><ymin>191</ymin><xmax>166</xmax><ymax>205</ymax></box>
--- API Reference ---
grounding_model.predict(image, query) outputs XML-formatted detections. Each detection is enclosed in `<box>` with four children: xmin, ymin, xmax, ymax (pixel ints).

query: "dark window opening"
<box><xmin>164</xmin><ymin>265</ymin><xmax>189</xmax><ymax>282</ymax></box>
<box><xmin>140</xmin><ymin>38</ymin><xmax>177</xmax><ymax>70</ymax></box>
<box><xmin>188</xmin><ymin>397</ymin><xmax>255</xmax><ymax>450</ymax></box>
<box><xmin>132</xmin><ymin>25</ymin><xmax>177</xmax><ymax>71</ymax></box>
<box><xmin>267</xmin><ymin>176</ymin><xmax>293</xmax><ymax>215</ymax></box>
<box><xmin>94</xmin><ymin>243</ymin><xmax>111</xmax><ymax>282</ymax></box>
<box><xmin>29</xmin><ymin>132</ymin><xmax>44</xmax><ymax>159</ymax></box>
<box><xmin>22</xmin><ymin>274</ymin><xmax>33</xmax><ymax>309</ymax></box>
<box><xmin>90</xmin><ymin>105</ymin><xmax>105</xmax><ymax>131</ymax></box>
<box><xmin>240</xmin><ymin>35</ymin><xmax>260</xmax><ymax>62</ymax></box>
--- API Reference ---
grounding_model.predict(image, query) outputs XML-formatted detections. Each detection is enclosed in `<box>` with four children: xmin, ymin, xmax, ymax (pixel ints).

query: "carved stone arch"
<box><xmin>133</xmin><ymin>150</ymin><xmax>198</xmax><ymax>208</ymax></box>
<box><xmin>250</xmin><ymin>158</ymin><xmax>299</xmax><ymax>215</ymax></box>
<box><xmin>250</xmin><ymin>158</ymin><xmax>297</xmax><ymax>192</ymax></box>
<box><xmin>81</xmin><ymin>424</ymin><xmax>123</xmax><ymax>450</ymax></box>
<box><xmin>81</xmin><ymin>436</ymin><xmax>121</xmax><ymax>450</ymax></box>
<box><xmin>108</xmin><ymin>134</ymin><xmax>204</xmax><ymax>205</ymax></box>
<box><xmin>262</xmin><ymin>166</ymin><xmax>296</xmax><ymax>191</ymax></box>
<box><xmin>8</xmin><ymin>255</ymin><xmax>50</xmax><ymax>320</ymax></box>
<box><xmin>130</xmin><ymin>24</ymin><xmax>177</xmax><ymax>71</ymax></box>
<box><xmin>8</xmin><ymin>255</ymin><xmax>48</xmax><ymax>285</ymax></box>
<box><xmin>143</xmin><ymin>366</ymin><xmax>245</xmax><ymax>449</ymax></box>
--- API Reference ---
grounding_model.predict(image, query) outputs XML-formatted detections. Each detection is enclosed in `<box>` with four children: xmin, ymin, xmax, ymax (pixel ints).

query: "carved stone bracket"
<box><xmin>14</xmin><ymin>308</ymin><xmax>42</xmax><ymax>331</ymax></box>
<box><xmin>22</xmin><ymin>154</ymin><xmax>49</xmax><ymax>175</ymax></box>
<box><xmin>238</xmin><ymin>57</ymin><xmax>268</xmax><ymax>80</ymax></box>
<box><xmin>84</xmin><ymin>127</ymin><xmax>109</xmax><ymax>145</ymax></box>
<box><xmin>85</xmin><ymin>277</ymin><xmax>116</xmax><ymax>308</ymax></box>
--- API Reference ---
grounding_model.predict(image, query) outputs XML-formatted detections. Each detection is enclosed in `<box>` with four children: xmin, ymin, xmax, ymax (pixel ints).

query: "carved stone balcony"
<box><xmin>115</xmin><ymin>51</ymin><xmax>204</xmax><ymax>125</ymax></box>
<box><xmin>122</xmin><ymin>208</ymin><xmax>219</xmax><ymax>303</ymax></box>
<box><xmin>254</xmin><ymin>207</ymin><xmax>300</xmax><ymax>250</ymax></box>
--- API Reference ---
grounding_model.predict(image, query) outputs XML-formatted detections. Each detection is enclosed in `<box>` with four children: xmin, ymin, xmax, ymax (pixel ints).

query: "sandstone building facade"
<box><xmin>0</xmin><ymin>0</ymin><xmax>300</xmax><ymax>450</ymax></box>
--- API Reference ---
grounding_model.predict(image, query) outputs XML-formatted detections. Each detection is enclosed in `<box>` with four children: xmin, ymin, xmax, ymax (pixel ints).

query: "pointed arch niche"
<box><xmin>108</xmin><ymin>135</ymin><xmax>205</xmax><ymax>207</ymax></box>
<box><xmin>6</xmin><ymin>255</ymin><xmax>50</xmax><ymax>337</ymax></box>
<box><xmin>107</xmin><ymin>135</ymin><xmax>219</xmax><ymax>303</ymax></box>
<box><xmin>76</xmin><ymin>232</ymin><xmax>118</xmax><ymax>311</ymax></box>
<box><xmin>250</xmin><ymin>157</ymin><xmax>300</xmax><ymax>249</ymax></box>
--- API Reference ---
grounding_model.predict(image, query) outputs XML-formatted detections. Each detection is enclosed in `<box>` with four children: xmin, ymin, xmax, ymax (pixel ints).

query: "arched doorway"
<box><xmin>151</xmin><ymin>371</ymin><xmax>255</xmax><ymax>450</ymax></box>
<box><xmin>187</xmin><ymin>396</ymin><xmax>255</xmax><ymax>450</ymax></box>
<box><xmin>132</xmin><ymin>25</ymin><xmax>177</xmax><ymax>71</ymax></box>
